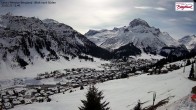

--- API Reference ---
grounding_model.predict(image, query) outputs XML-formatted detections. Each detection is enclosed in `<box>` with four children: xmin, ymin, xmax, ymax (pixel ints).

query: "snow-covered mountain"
<box><xmin>178</xmin><ymin>35</ymin><xmax>196</xmax><ymax>50</ymax></box>
<box><xmin>85</xmin><ymin>29</ymin><xmax>119</xmax><ymax>46</ymax></box>
<box><xmin>85</xmin><ymin>18</ymin><xmax>179</xmax><ymax>53</ymax></box>
<box><xmin>0</xmin><ymin>13</ymin><xmax>111</xmax><ymax>69</ymax></box>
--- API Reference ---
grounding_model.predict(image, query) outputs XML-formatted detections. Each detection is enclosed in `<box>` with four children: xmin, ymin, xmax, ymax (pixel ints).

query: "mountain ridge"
<box><xmin>179</xmin><ymin>35</ymin><xmax>196</xmax><ymax>50</ymax></box>
<box><xmin>0</xmin><ymin>14</ymin><xmax>112</xmax><ymax>69</ymax></box>
<box><xmin>85</xmin><ymin>18</ymin><xmax>180</xmax><ymax>53</ymax></box>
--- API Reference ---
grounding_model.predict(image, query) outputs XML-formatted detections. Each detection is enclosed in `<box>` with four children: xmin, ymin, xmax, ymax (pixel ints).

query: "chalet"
<box><xmin>161</xmin><ymin>68</ymin><xmax>168</xmax><ymax>73</ymax></box>
<box><xmin>25</xmin><ymin>89</ymin><xmax>37</xmax><ymax>98</ymax></box>
<box><xmin>12</xmin><ymin>99</ymin><xmax>21</xmax><ymax>105</ymax></box>
<box><xmin>35</xmin><ymin>97</ymin><xmax>44</xmax><ymax>102</ymax></box>
<box><xmin>60</xmin><ymin>88</ymin><xmax>67</xmax><ymax>93</ymax></box>
<box><xmin>72</xmin><ymin>84</ymin><xmax>80</xmax><ymax>88</ymax></box>
<box><xmin>148</xmin><ymin>69</ymin><xmax>153</xmax><ymax>73</ymax></box>
<box><xmin>7</xmin><ymin>90</ymin><xmax>15</xmax><ymax>95</ymax></box>
<box><xmin>9</xmin><ymin>96</ymin><xmax>17</xmax><ymax>99</ymax></box>
<box><xmin>4</xmin><ymin>102</ymin><xmax>13</xmax><ymax>109</ymax></box>
<box><xmin>128</xmin><ymin>73</ymin><xmax>134</xmax><ymax>77</ymax></box>
<box><xmin>35</xmin><ymin>76</ymin><xmax>41</xmax><ymax>80</ymax></box>
<box><xmin>18</xmin><ymin>93</ymin><xmax>24</xmax><ymax>97</ymax></box>
<box><xmin>2</xmin><ymin>95</ymin><xmax>9</xmax><ymax>99</ymax></box>
<box><xmin>135</xmin><ymin>71</ymin><xmax>142</xmax><ymax>75</ymax></box>
<box><xmin>48</xmin><ymin>87</ymin><xmax>57</xmax><ymax>93</ymax></box>
<box><xmin>40</xmin><ymin>90</ymin><xmax>45</xmax><ymax>94</ymax></box>
<box><xmin>167</xmin><ymin>67</ymin><xmax>173</xmax><ymax>71</ymax></box>
<box><xmin>34</xmin><ymin>93</ymin><xmax>41</xmax><ymax>97</ymax></box>
<box><xmin>46</xmin><ymin>91</ymin><xmax>54</xmax><ymax>95</ymax></box>
<box><xmin>17</xmin><ymin>97</ymin><xmax>24</xmax><ymax>101</ymax></box>
<box><xmin>24</xmin><ymin>99</ymin><xmax>32</xmax><ymax>104</ymax></box>
<box><xmin>42</xmin><ymin>92</ymin><xmax>48</xmax><ymax>96</ymax></box>
<box><xmin>49</xmin><ymin>74</ymin><xmax>54</xmax><ymax>77</ymax></box>
<box><xmin>4</xmin><ymin>98</ymin><xmax>10</xmax><ymax>103</ymax></box>
<box><xmin>1</xmin><ymin>91</ymin><xmax>6</xmax><ymax>96</ymax></box>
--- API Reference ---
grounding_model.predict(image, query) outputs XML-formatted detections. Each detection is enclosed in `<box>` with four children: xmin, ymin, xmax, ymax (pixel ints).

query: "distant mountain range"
<box><xmin>179</xmin><ymin>35</ymin><xmax>196</xmax><ymax>50</ymax></box>
<box><xmin>0</xmin><ymin>13</ymin><xmax>112</xmax><ymax>69</ymax></box>
<box><xmin>0</xmin><ymin>13</ymin><xmax>195</xmax><ymax>69</ymax></box>
<box><xmin>85</xmin><ymin>18</ymin><xmax>195</xmax><ymax>57</ymax></box>
<box><xmin>85</xmin><ymin>18</ymin><xmax>179</xmax><ymax>51</ymax></box>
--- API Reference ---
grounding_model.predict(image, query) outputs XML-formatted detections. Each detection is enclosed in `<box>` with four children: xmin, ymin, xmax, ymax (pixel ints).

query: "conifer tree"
<box><xmin>186</xmin><ymin>59</ymin><xmax>191</xmax><ymax>66</ymax></box>
<box><xmin>79</xmin><ymin>85</ymin><xmax>110</xmax><ymax>110</ymax></box>
<box><xmin>134</xmin><ymin>100</ymin><xmax>142</xmax><ymax>110</ymax></box>
<box><xmin>132</xmin><ymin>67</ymin><xmax>136</xmax><ymax>73</ymax></box>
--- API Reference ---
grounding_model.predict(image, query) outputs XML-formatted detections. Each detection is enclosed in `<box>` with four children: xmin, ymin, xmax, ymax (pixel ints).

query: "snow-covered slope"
<box><xmin>0</xmin><ymin>13</ymin><xmax>46</xmax><ymax>31</ymax></box>
<box><xmin>85</xmin><ymin>18</ymin><xmax>179</xmax><ymax>52</ymax></box>
<box><xmin>130</xmin><ymin>53</ymin><xmax>164</xmax><ymax>60</ymax></box>
<box><xmin>12</xmin><ymin>63</ymin><xmax>195</xmax><ymax>110</ymax></box>
<box><xmin>0</xmin><ymin>13</ymin><xmax>112</xmax><ymax>71</ymax></box>
<box><xmin>0</xmin><ymin>56</ymin><xmax>109</xmax><ymax>80</ymax></box>
<box><xmin>85</xmin><ymin>29</ymin><xmax>120</xmax><ymax>46</ymax></box>
<box><xmin>179</xmin><ymin>35</ymin><xmax>196</xmax><ymax>50</ymax></box>
<box><xmin>161</xmin><ymin>94</ymin><xmax>196</xmax><ymax>110</ymax></box>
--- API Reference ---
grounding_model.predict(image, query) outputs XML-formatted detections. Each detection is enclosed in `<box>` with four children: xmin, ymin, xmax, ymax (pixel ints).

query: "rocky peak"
<box><xmin>42</xmin><ymin>19</ymin><xmax>59</xmax><ymax>24</ymax></box>
<box><xmin>129</xmin><ymin>18</ymin><xmax>150</xmax><ymax>28</ymax></box>
<box><xmin>85</xmin><ymin>30</ymin><xmax>100</xmax><ymax>36</ymax></box>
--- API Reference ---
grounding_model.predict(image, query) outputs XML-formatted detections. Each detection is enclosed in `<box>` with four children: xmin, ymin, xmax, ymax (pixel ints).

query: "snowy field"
<box><xmin>162</xmin><ymin>94</ymin><xmax>196</xmax><ymax>110</ymax></box>
<box><xmin>0</xmin><ymin>57</ymin><xmax>108</xmax><ymax>80</ymax></box>
<box><xmin>12</xmin><ymin>65</ymin><xmax>195</xmax><ymax>110</ymax></box>
<box><xmin>130</xmin><ymin>53</ymin><xmax>164</xmax><ymax>60</ymax></box>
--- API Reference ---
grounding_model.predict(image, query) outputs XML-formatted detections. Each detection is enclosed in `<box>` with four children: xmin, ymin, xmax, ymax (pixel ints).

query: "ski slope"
<box><xmin>12</xmin><ymin>65</ymin><xmax>196</xmax><ymax>110</ymax></box>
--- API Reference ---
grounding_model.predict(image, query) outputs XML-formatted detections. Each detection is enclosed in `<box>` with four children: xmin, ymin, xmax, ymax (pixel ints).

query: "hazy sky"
<box><xmin>0</xmin><ymin>0</ymin><xmax>195</xmax><ymax>39</ymax></box>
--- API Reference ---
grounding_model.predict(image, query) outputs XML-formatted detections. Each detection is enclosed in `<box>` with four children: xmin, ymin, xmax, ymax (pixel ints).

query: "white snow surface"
<box><xmin>86</xmin><ymin>29</ymin><xmax>119</xmax><ymax>46</ymax></box>
<box><xmin>0</xmin><ymin>57</ymin><xmax>108</xmax><ymax>80</ymax></box>
<box><xmin>42</xmin><ymin>19</ymin><xmax>59</xmax><ymax>24</ymax></box>
<box><xmin>12</xmin><ymin>64</ymin><xmax>195</xmax><ymax>110</ymax></box>
<box><xmin>179</xmin><ymin>35</ymin><xmax>196</xmax><ymax>50</ymax></box>
<box><xmin>86</xmin><ymin>19</ymin><xmax>179</xmax><ymax>50</ymax></box>
<box><xmin>160</xmin><ymin>94</ymin><xmax>196</xmax><ymax>110</ymax></box>
<box><xmin>0</xmin><ymin>14</ymin><xmax>108</xmax><ymax>74</ymax></box>
<box><xmin>130</xmin><ymin>53</ymin><xmax>164</xmax><ymax>60</ymax></box>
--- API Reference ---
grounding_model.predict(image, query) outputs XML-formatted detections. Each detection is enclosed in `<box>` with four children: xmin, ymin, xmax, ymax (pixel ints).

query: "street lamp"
<box><xmin>152</xmin><ymin>92</ymin><xmax>156</xmax><ymax>109</ymax></box>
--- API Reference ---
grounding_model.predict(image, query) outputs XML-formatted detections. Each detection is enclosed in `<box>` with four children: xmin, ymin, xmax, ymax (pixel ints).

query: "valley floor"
<box><xmin>12</xmin><ymin>65</ymin><xmax>195</xmax><ymax>110</ymax></box>
<box><xmin>0</xmin><ymin>57</ymin><xmax>108</xmax><ymax>80</ymax></box>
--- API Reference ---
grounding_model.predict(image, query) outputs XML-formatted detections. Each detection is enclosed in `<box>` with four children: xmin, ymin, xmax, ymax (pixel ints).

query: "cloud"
<box><xmin>0</xmin><ymin>0</ymin><xmax>195</xmax><ymax>39</ymax></box>
<box><xmin>168</xmin><ymin>19</ymin><xmax>177</xmax><ymax>22</ymax></box>
<box><xmin>134</xmin><ymin>6</ymin><xmax>167</xmax><ymax>11</ymax></box>
<box><xmin>134</xmin><ymin>6</ymin><xmax>152</xmax><ymax>9</ymax></box>
<box><xmin>154</xmin><ymin>7</ymin><xmax>167</xmax><ymax>11</ymax></box>
<box><xmin>184</xmin><ymin>17</ymin><xmax>193</xmax><ymax>21</ymax></box>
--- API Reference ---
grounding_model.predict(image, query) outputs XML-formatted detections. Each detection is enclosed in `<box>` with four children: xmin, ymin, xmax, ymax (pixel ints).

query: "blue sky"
<box><xmin>0</xmin><ymin>0</ymin><xmax>195</xmax><ymax>39</ymax></box>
